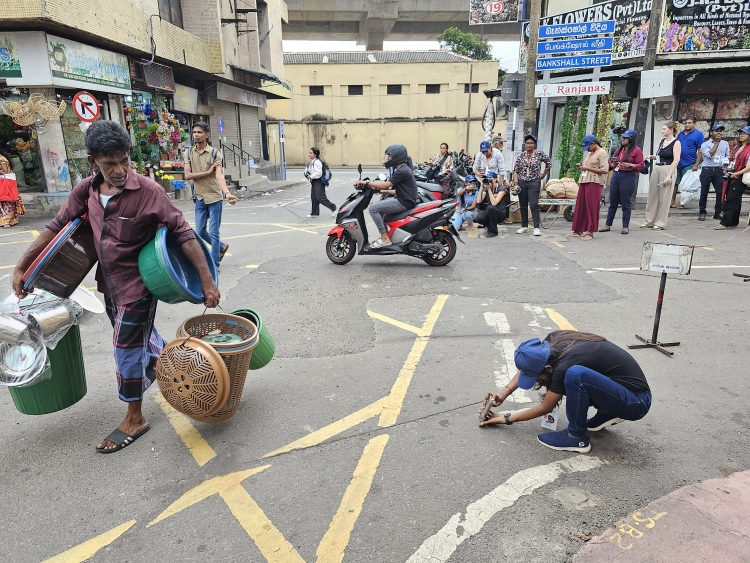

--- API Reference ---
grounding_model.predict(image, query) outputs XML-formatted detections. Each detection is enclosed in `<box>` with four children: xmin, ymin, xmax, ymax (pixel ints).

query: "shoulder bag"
<box><xmin>425</xmin><ymin>153</ymin><xmax>449</xmax><ymax>180</ymax></box>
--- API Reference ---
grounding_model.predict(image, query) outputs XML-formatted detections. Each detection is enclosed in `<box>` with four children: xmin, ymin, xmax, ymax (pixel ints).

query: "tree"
<box><xmin>438</xmin><ymin>27</ymin><xmax>494</xmax><ymax>61</ymax></box>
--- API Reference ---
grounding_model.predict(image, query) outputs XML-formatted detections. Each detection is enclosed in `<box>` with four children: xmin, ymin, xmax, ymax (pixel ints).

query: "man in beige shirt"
<box><xmin>184</xmin><ymin>121</ymin><xmax>237</xmax><ymax>271</ymax></box>
<box><xmin>568</xmin><ymin>135</ymin><xmax>609</xmax><ymax>240</ymax></box>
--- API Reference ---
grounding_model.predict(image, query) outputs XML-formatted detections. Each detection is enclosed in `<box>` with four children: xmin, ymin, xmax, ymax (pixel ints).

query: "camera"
<box><xmin>482</xmin><ymin>177</ymin><xmax>491</xmax><ymax>184</ymax></box>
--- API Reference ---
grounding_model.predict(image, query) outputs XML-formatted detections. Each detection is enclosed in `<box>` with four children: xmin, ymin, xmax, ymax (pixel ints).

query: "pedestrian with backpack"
<box><xmin>184</xmin><ymin>121</ymin><xmax>237</xmax><ymax>272</ymax></box>
<box><xmin>305</xmin><ymin>147</ymin><xmax>337</xmax><ymax>217</ymax></box>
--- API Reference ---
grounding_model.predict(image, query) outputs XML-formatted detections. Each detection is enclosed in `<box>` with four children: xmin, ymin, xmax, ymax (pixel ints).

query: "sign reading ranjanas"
<box><xmin>47</xmin><ymin>35</ymin><xmax>131</xmax><ymax>94</ymax></box>
<box><xmin>520</xmin><ymin>0</ymin><xmax>652</xmax><ymax>72</ymax></box>
<box><xmin>535</xmin><ymin>82</ymin><xmax>611</xmax><ymax>98</ymax></box>
<box><xmin>661</xmin><ymin>0</ymin><xmax>750</xmax><ymax>53</ymax></box>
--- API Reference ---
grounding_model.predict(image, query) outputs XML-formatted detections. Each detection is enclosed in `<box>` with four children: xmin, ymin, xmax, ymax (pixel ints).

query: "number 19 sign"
<box><xmin>469</xmin><ymin>0</ymin><xmax>519</xmax><ymax>25</ymax></box>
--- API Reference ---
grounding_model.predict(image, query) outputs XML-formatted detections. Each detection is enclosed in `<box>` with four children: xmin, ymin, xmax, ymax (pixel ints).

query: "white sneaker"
<box><xmin>533</xmin><ymin>228</ymin><xmax>541</xmax><ymax>236</ymax></box>
<box><xmin>516</xmin><ymin>227</ymin><xmax>529</xmax><ymax>234</ymax></box>
<box><xmin>306</xmin><ymin>214</ymin><xmax>319</xmax><ymax>218</ymax></box>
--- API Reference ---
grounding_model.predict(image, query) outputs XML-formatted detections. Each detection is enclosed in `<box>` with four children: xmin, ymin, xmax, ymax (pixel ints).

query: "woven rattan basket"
<box><xmin>177</xmin><ymin>313</ymin><xmax>258</xmax><ymax>423</ymax></box>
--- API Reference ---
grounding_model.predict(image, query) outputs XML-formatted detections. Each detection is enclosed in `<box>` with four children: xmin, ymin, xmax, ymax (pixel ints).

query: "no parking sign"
<box><xmin>72</xmin><ymin>91</ymin><xmax>100</xmax><ymax>123</ymax></box>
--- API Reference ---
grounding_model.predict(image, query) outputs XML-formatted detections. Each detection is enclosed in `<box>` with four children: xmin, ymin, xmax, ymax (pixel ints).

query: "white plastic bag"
<box><xmin>679</xmin><ymin>170</ymin><xmax>701</xmax><ymax>206</ymax></box>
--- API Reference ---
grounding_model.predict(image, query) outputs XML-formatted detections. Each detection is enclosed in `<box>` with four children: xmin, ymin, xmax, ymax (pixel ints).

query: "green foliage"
<box><xmin>571</xmin><ymin>96</ymin><xmax>590</xmax><ymax>182</ymax></box>
<box><xmin>556</xmin><ymin>97</ymin><xmax>577</xmax><ymax>179</ymax></box>
<box><xmin>438</xmin><ymin>27</ymin><xmax>494</xmax><ymax>61</ymax></box>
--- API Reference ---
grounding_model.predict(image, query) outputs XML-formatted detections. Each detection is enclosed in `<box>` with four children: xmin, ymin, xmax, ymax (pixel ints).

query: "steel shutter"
<box><xmin>208</xmin><ymin>97</ymin><xmax>240</xmax><ymax>161</ymax></box>
<box><xmin>239</xmin><ymin>105</ymin><xmax>261</xmax><ymax>161</ymax></box>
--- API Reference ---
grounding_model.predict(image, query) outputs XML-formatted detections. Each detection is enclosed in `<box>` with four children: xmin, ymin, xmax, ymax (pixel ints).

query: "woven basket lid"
<box><xmin>156</xmin><ymin>337</ymin><xmax>230</xmax><ymax>418</ymax></box>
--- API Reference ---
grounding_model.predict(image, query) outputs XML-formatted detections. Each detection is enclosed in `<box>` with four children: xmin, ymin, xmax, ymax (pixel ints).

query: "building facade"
<box><xmin>524</xmin><ymin>0</ymin><xmax>750</xmax><ymax>195</ymax></box>
<box><xmin>266</xmin><ymin>51</ymin><xmax>502</xmax><ymax>166</ymax></box>
<box><xmin>0</xmin><ymin>0</ymin><xmax>290</xmax><ymax>193</ymax></box>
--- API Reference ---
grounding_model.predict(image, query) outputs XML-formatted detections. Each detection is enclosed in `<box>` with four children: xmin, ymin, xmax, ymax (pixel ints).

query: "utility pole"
<box><xmin>633</xmin><ymin>0</ymin><xmax>665</xmax><ymax>150</ymax></box>
<box><xmin>466</xmin><ymin>63</ymin><xmax>474</xmax><ymax>150</ymax></box>
<box><xmin>523</xmin><ymin>0</ymin><xmax>542</xmax><ymax>137</ymax></box>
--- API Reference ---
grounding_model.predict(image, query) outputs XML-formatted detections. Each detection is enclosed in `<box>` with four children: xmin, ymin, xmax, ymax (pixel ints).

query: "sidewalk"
<box><xmin>573</xmin><ymin>469</ymin><xmax>750</xmax><ymax>562</ymax></box>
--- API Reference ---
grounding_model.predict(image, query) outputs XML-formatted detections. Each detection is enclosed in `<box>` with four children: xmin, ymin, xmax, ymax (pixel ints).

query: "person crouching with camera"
<box><xmin>475</xmin><ymin>172</ymin><xmax>509</xmax><ymax>238</ymax></box>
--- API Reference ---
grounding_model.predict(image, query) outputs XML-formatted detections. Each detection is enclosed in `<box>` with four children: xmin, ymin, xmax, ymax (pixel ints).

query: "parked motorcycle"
<box><xmin>326</xmin><ymin>166</ymin><xmax>463</xmax><ymax>266</ymax></box>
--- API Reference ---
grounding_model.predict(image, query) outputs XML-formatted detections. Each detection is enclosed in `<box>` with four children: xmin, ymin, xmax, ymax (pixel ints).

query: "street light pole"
<box><xmin>523</xmin><ymin>0</ymin><xmax>542</xmax><ymax>137</ymax></box>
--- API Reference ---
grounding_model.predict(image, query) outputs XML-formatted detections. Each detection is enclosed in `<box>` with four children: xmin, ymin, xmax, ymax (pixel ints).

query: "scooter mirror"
<box><xmin>358</xmin><ymin>164</ymin><xmax>362</xmax><ymax>175</ymax></box>
<box><xmin>378</xmin><ymin>173</ymin><xmax>387</xmax><ymax>181</ymax></box>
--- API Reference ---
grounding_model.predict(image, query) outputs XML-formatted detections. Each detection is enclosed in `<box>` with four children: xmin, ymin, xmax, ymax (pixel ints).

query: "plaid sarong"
<box><xmin>105</xmin><ymin>295</ymin><xmax>165</xmax><ymax>402</ymax></box>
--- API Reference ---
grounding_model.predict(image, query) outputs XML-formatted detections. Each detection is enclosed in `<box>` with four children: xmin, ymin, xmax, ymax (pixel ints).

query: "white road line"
<box><xmin>494</xmin><ymin>339</ymin><xmax>532</xmax><ymax>403</ymax></box>
<box><xmin>523</xmin><ymin>304</ymin><xmax>553</xmax><ymax>334</ymax></box>
<box><xmin>592</xmin><ymin>265</ymin><xmax>750</xmax><ymax>272</ymax></box>
<box><xmin>405</xmin><ymin>455</ymin><xmax>604</xmax><ymax>563</ymax></box>
<box><xmin>484</xmin><ymin>312</ymin><xmax>510</xmax><ymax>334</ymax></box>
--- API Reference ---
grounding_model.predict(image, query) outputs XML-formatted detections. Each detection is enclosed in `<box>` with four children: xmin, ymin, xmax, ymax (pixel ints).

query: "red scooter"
<box><xmin>326</xmin><ymin>167</ymin><xmax>462</xmax><ymax>266</ymax></box>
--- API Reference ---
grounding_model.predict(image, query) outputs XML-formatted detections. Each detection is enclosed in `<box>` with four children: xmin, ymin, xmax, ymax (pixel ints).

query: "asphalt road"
<box><xmin>1</xmin><ymin>168</ymin><xmax>749</xmax><ymax>563</ymax></box>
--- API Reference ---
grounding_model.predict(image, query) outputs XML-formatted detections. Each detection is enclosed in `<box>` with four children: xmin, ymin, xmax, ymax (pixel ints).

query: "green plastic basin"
<box><xmin>230</xmin><ymin>308</ymin><xmax>275</xmax><ymax>370</ymax></box>
<box><xmin>138</xmin><ymin>230</ymin><xmax>187</xmax><ymax>304</ymax></box>
<box><xmin>8</xmin><ymin>325</ymin><xmax>87</xmax><ymax>415</ymax></box>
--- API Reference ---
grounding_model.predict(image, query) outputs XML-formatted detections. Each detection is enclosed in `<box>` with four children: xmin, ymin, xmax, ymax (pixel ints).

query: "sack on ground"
<box><xmin>680</xmin><ymin>187</ymin><xmax>700</xmax><ymax>206</ymax></box>
<box><xmin>545</xmin><ymin>177</ymin><xmax>579</xmax><ymax>199</ymax></box>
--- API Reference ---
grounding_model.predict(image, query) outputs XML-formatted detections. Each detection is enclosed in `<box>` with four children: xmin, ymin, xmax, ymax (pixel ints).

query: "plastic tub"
<box><xmin>22</xmin><ymin>219</ymin><xmax>98</xmax><ymax>298</ymax></box>
<box><xmin>7</xmin><ymin>325</ymin><xmax>87</xmax><ymax>415</ymax></box>
<box><xmin>139</xmin><ymin>227</ymin><xmax>217</xmax><ymax>304</ymax></box>
<box><xmin>230</xmin><ymin>308</ymin><xmax>275</xmax><ymax>370</ymax></box>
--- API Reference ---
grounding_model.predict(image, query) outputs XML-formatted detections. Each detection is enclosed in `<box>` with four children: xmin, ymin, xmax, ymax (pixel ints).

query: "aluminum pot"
<box><xmin>0</xmin><ymin>314</ymin><xmax>31</xmax><ymax>345</ymax></box>
<box><xmin>27</xmin><ymin>303</ymin><xmax>71</xmax><ymax>340</ymax></box>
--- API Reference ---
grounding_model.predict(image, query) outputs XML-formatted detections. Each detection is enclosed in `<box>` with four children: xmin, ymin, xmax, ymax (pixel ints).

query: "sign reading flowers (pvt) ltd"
<box><xmin>46</xmin><ymin>35</ymin><xmax>131</xmax><ymax>94</ymax></box>
<box><xmin>0</xmin><ymin>34</ymin><xmax>22</xmax><ymax>78</ymax></box>
<box><xmin>661</xmin><ymin>0</ymin><xmax>750</xmax><ymax>53</ymax></box>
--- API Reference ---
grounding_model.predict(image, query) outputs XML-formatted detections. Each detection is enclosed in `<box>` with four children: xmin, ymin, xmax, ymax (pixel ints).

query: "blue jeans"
<box><xmin>452</xmin><ymin>209</ymin><xmax>477</xmax><ymax>229</ymax></box>
<box><xmin>194</xmin><ymin>198</ymin><xmax>224</xmax><ymax>268</ymax></box>
<box><xmin>564</xmin><ymin>365</ymin><xmax>652</xmax><ymax>438</ymax></box>
<box><xmin>605</xmin><ymin>171</ymin><xmax>638</xmax><ymax>228</ymax></box>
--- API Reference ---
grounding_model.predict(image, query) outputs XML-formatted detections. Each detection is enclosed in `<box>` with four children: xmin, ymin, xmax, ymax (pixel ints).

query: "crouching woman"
<box><xmin>480</xmin><ymin>331</ymin><xmax>651</xmax><ymax>453</ymax></box>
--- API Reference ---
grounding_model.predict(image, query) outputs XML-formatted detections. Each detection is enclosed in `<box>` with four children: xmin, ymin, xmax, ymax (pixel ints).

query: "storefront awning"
<box><xmin>230</xmin><ymin>65</ymin><xmax>291</xmax><ymax>93</ymax></box>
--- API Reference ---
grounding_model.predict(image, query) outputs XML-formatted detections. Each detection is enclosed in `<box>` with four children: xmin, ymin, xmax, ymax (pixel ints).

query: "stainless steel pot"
<box><xmin>0</xmin><ymin>314</ymin><xmax>31</xmax><ymax>345</ymax></box>
<box><xmin>27</xmin><ymin>303</ymin><xmax>71</xmax><ymax>339</ymax></box>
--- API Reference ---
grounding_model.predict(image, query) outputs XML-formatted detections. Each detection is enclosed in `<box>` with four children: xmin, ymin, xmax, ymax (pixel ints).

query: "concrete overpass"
<box><xmin>283</xmin><ymin>0</ymin><xmax>520</xmax><ymax>50</ymax></box>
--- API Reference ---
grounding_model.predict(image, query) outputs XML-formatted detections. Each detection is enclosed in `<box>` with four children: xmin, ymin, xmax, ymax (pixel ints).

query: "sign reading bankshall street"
<box><xmin>46</xmin><ymin>35</ymin><xmax>131</xmax><ymax>95</ymax></box>
<box><xmin>534</xmin><ymin>81</ymin><xmax>611</xmax><ymax>98</ymax></box>
<box><xmin>536</xmin><ymin>54</ymin><xmax>612</xmax><ymax>71</ymax></box>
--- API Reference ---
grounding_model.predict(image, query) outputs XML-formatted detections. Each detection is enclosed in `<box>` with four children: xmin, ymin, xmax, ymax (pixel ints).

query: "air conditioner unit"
<box><xmin>655</xmin><ymin>101</ymin><xmax>674</xmax><ymax>120</ymax></box>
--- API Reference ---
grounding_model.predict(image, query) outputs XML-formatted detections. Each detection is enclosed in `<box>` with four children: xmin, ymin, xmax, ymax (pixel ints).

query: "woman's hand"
<box><xmin>487</xmin><ymin>392</ymin><xmax>503</xmax><ymax>407</ymax></box>
<box><xmin>664</xmin><ymin>175</ymin><xmax>672</xmax><ymax>184</ymax></box>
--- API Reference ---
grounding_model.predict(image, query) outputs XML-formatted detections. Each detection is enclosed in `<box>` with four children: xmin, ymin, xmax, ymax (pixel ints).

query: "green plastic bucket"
<box><xmin>230</xmin><ymin>308</ymin><xmax>275</xmax><ymax>370</ymax></box>
<box><xmin>138</xmin><ymin>229</ymin><xmax>188</xmax><ymax>304</ymax></box>
<box><xmin>8</xmin><ymin>325</ymin><xmax>87</xmax><ymax>415</ymax></box>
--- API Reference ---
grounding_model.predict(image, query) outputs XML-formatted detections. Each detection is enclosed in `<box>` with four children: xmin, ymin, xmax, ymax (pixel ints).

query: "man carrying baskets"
<box><xmin>12</xmin><ymin>121</ymin><xmax>220</xmax><ymax>454</ymax></box>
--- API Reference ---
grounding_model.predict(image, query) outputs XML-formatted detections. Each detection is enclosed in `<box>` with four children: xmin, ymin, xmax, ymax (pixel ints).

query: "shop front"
<box><xmin>2</xmin><ymin>32</ymin><xmax>131</xmax><ymax>191</ymax></box>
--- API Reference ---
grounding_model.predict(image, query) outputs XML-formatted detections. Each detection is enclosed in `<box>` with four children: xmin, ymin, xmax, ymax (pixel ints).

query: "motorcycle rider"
<box><xmin>356</xmin><ymin>145</ymin><xmax>419</xmax><ymax>248</ymax></box>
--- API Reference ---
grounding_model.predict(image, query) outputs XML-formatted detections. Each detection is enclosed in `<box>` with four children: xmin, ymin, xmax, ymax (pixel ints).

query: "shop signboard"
<box><xmin>216</xmin><ymin>82</ymin><xmax>267</xmax><ymax>108</ymax></box>
<box><xmin>535</xmin><ymin>81</ymin><xmax>611</xmax><ymax>98</ymax></box>
<box><xmin>140</xmin><ymin>61</ymin><xmax>176</xmax><ymax>92</ymax></box>
<box><xmin>520</xmin><ymin>0</ymin><xmax>653</xmax><ymax>72</ymax></box>
<box><xmin>661</xmin><ymin>0</ymin><xmax>750</xmax><ymax>54</ymax></box>
<box><xmin>0</xmin><ymin>33</ymin><xmax>22</xmax><ymax>78</ymax></box>
<box><xmin>469</xmin><ymin>0</ymin><xmax>519</xmax><ymax>25</ymax></box>
<box><xmin>537</xmin><ymin>54</ymin><xmax>611</xmax><ymax>71</ymax></box>
<box><xmin>46</xmin><ymin>35</ymin><xmax>131</xmax><ymax>95</ymax></box>
<box><xmin>174</xmin><ymin>84</ymin><xmax>199</xmax><ymax>115</ymax></box>
<box><xmin>537</xmin><ymin>37</ymin><xmax>614</xmax><ymax>56</ymax></box>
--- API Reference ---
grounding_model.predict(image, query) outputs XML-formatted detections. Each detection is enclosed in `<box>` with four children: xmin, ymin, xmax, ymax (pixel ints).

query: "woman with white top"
<box><xmin>643</xmin><ymin>122</ymin><xmax>682</xmax><ymax>230</ymax></box>
<box><xmin>305</xmin><ymin>147</ymin><xmax>337</xmax><ymax>218</ymax></box>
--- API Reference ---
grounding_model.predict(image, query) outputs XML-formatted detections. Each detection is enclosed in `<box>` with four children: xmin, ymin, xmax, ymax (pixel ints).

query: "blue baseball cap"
<box><xmin>711</xmin><ymin>123</ymin><xmax>725</xmax><ymax>131</ymax></box>
<box><xmin>514</xmin><ymin>338</ymin><xmax>551</xmax><ymax>390</ymax></box>
<box><xmin>622</xmin><ymin>129</ymin><xmax>637</xmax><ymax>139</ymax></box>
<box><xmin>524</xmin><ymin>134</ymin><xmax>538</xmax><ymax>144</ymax></box>
<box><xmin>480</xmin><ymin>141</ymin><xmax>491</xmax><ymax>152</ymax></box>
<box><xmin>741</xmin><ymin>126</ymin><xmax>750</xmax><ymax>135</ymax></box>
<box><xmin>486</xmin><ymin>171</ymin><xmax>498</xmax><ymax>178</ymax></box>
<box><xmin>464</xmin><ymin>174</ymin><xmax>478</xmax><ymax>184</ymax></box>
<box><xmin>581</xmin><ymin>134</ymin><xmax>599</xmax><ymax>151</ymax></box>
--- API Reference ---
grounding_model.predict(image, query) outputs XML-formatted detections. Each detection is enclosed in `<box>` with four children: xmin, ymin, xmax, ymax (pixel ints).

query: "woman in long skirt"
<box><xmin>567</xmin><ymin>136</ymin><xmax>608</xmax><ymax>241</ymax></box>
<box><xmin>0</xmin><ymin>147</ymin><xmax>25</xmax><ymax>228</ymax></box>
<box><xmin>716</xmin><ymin>126</ymin><xmax>750</xmax><ymax>230</ymax></box>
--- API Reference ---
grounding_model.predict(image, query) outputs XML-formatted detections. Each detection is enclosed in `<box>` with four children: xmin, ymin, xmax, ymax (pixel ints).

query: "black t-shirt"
<box><xmin>390</xmin><ymin>164</ymin><xmax>418</xmax><ymax>209</ymax></box>
<box><xmin>546</xmin><ymin>340</ymin><xmax>650</xmax><ymax>395</ymax></box>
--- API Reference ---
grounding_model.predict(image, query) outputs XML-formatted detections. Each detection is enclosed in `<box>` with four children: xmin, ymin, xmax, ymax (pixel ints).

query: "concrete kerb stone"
<box><xmin>573</xmin><ymin>469</ymin><xmax>750</xmax><ymax>562</ymax></box>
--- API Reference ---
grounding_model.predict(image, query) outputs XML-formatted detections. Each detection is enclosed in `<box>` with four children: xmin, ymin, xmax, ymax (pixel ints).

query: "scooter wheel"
<box><xmin>326</xmin><ymin>233</ymin><xmax>356</xmax><ymax>265</ymax></box>
<box><xmin>423</xmin><ymin>232</ymin><xmax>457</xmax><ymax>267</ymax></box>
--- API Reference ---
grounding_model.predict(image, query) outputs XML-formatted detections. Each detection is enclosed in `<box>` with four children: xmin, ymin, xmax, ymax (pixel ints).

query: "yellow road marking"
<box><xmin>41</xmin><ymin>520</ymin><xmax>136</xmax><ymax>563</ymax></box>
<box><xmin>149</xmin><ymin>466</ymin><xmax>305</xmax><ymax>563</ymax></box>
<box><xmin>155</xmin><ymin>394</ymin><xmax>217</xmax><ymax>467</ymax></box>
<box><xmin>551</xmin><ymin>241</ymin><xmax>565</xmax><ymax>248</ymax></box>
<box><xmin>657</xmin><ymin>231</ymin><xmax>676</xmax><ymax>238</ymax></box>
<box><xmin>31</xmin><ymin>230</ymin><xmax>39</xmax><ymax>238</ymax></box>
<box><xmin>246</xmin><ymin>264</ymin><xmax>260</xmax><ymax>269</ymax></box>
<box><xmin>367</xmin><ymin>311</ymin><xmax>423</xmax><ymax>336</ymax></box>
<box><xmin>316</xmin><ymin>435</ymin><xmax>390</xmax><ymax>563</ymax></box>
<box><xmin>467</xmin><ymin>229</ymin><xmax>477</xmax><ymax>238</ymax></box>
<box><xmin>700</xmin><ymin>246</ymin><xmax>714</xmax><ymax>250</ymax></box>
<box><xmin>0</xmin><ymin>264</ymin><xmax>15</xmax><ymax>269</ymax></box>
<box><xmin>270</xmin><ymin>223</ymin><xmax>319</xmax><ymax>234</ymax></box>
<box><xmin>0</xmin><ymin>239</ymin><xmax>36</xmax><ymax>246</ymax></box>
<box><xmin>545</xmin><ymin>308</ymin><xmax>577</xmax><ymax>331</ymax></box>
<box><xmin>265</xmin><ymin>295</ymin><xmax>448</xmax><ymax>458</ymax></box>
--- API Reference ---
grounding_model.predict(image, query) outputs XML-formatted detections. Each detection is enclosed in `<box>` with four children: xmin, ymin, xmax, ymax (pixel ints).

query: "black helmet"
<box><xmin>384</xmin><ymin>144</ymin><xmax>408</xmax><ymax>169</ymax></box>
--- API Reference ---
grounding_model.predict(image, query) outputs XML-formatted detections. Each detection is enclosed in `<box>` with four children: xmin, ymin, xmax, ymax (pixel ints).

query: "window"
<box><xmin>348</xmin><ymin>85</ymin><xmax>363</xmax><ymax>96</ymax></box>
<box><xmin>387</xmin><ymin>84</ymin><xmax>402</xmax><ymax>95</ymax></box>
<box><xmin>426</xmin><ymin>84</ymin><xmax>441</xmax><ymax>94</ymax></box>
<box><xmin>158</xmin><ymin>0</ymin><xmax>183</xmax><ymax>28</ymax></box>
<box><xmin>309</xmin><ymin>86</ymin><xmax>324</xmax><ymax>96</ymax></box>
<box><xmin>464</xmin><ymin>83</ymin><xmax>479</xmax><ymax>94</ymax></box>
